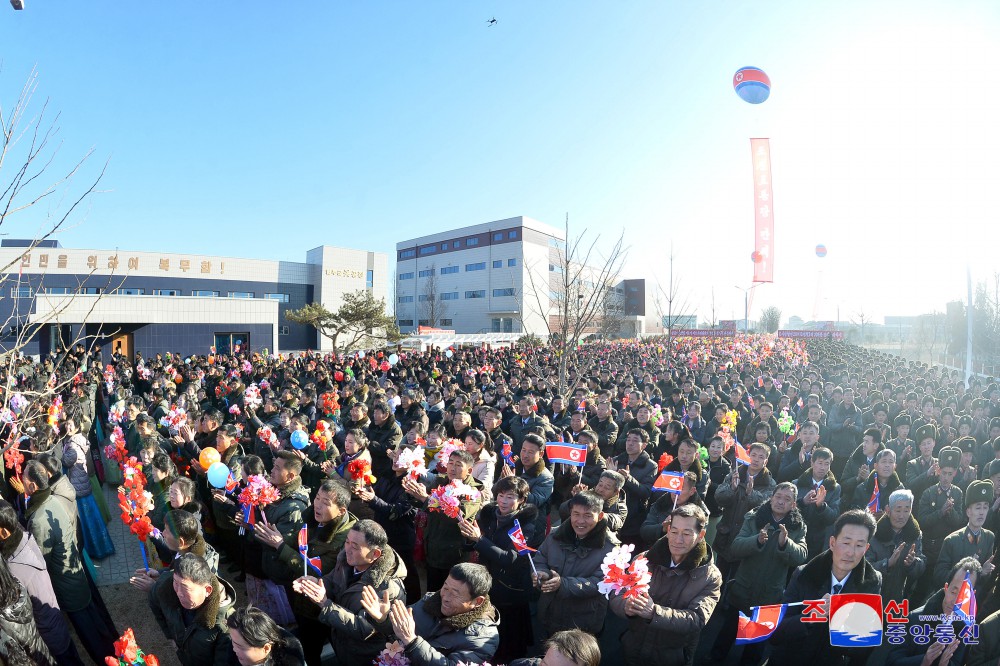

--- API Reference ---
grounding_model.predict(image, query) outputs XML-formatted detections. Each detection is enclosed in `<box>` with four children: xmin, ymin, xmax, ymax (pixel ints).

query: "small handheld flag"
<box><xmin>298</xmin><ymin>524</ymin><xmax>322</xmax><ymax>576</ymax></box>
<box><xmin>734</xmin><ymin>441</ymin><xmax>751</xmax><ymax>466</ymax></box>
<box><xmin>225</xmin><ymin>473</ymin><xmax>239</xmax><ymax>493</ymax></box>
<box><xmin>653</xmin><ymin>470</ymin><xmax>685</xmax><ymax>494</ymax></box>
<box><xmin>736</xmin><ymin>604</ymin><xmax>787</xmax><ymax>644</ymax></box>
<box><xmin>953</xmin><ymin>570</ymin><xmax>977</xmax><ymax>625</ymax></box>
<box><xmin>546</xmin><ymin>442</ymin><xmax>588</xmax><ymax>467</ymax></box>
<box><xmin>866</xmin><ymin>484</ymin><xmax>880</xmax><ymax>514</ymax></box>
<box><xmin>508</xmin><ymin>519</ymin><xmax>538</xmax><ymax>577</ymax></box>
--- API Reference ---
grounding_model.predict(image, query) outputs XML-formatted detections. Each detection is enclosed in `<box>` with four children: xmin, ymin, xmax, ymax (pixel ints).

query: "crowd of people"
<box><xmin>4</xmin><ymin>335</ymin><xmax>1000</xmax><ymax>666</ymax></box>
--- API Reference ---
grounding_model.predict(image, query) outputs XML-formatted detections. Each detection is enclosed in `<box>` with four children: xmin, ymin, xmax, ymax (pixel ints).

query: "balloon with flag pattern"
<box><xmin>733</xmin><ymin>66</ymin><xmax>771</xmax><ymax>104</ymax></box>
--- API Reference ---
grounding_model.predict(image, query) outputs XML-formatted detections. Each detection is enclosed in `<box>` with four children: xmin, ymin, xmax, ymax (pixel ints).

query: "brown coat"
<box><xmin>609</xmin><ymin>538</ymin><xmax>722</xmax><ymax>666</ymax></box>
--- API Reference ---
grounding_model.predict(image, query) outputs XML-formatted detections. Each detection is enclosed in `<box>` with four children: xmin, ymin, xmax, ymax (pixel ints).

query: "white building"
<box><xmin>395</xmin><ymin>217</ymin><xmax>663</xmax><ymax>338</ymax></box>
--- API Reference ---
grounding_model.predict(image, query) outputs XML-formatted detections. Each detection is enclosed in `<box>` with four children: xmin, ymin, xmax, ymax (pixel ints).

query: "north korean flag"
<box><xmin>546</xmin><ymin>442</ymin><xmax>587</xmax><ymax>467</ymax></box>
<box><xmin>736</xmin><ymin>604</ymin><xmax>786</xmax><ymax>644</ymax></box>
<box><xmin>653</xmin><ymin>470</ymin><xmax>685</xmax><ymax>494</ymax></box>
<box><xmin>508</xmin><ymin>519</ymin><xmax>536</xmax><ymax>555</ymax></box>
<box><xmin>953</xmin><ymin>571</ymin><xmax>977</xmax><ymax>625</ymax></box>
<box><xmin>734</xmin><ymin>441</ymin><xmax>751</xmax><ymax>466</ymax></box>
<box><xmin>298</xmin><ymin>524</ymin><xmax>322</xmax><ymax>575</ymax></box>
<box><xmin>225</xmin><ymin>473</ymin><xmax>239</xmax><ymax>493</ymax></box>
<box><xmin>866</xmin><ymin>485</ymin><xmax>880</xmax><ymax>514</ymax></box>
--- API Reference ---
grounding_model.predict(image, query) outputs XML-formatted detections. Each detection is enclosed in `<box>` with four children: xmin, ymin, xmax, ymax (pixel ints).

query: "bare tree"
<box><xmin>0</xmin><ymin>69</ymin><xmax>109</xmax><ymax>464</ymax></box>
<box><xmin>759</xmin><ymin>306</ymin><xmax>782</xmax><ymax>333</ymax></box>
<box><xmin>852</xmin><ymin>308</ymin><xmax>872</xmax><ymax>345</ymax></box>
<box><xmin>653</xmin><ymin>244</ymin><xmax>695</xmax><ymax>348</ymax></box>
<box><xmin>524</xmin><ymin>214</ymin><xmax>627</xmax><ymax>393</ymax></box>
<box><xmin>419</xmin><ymin>264</ymin><xmax>448</xmax><ymax>328</ymax></box>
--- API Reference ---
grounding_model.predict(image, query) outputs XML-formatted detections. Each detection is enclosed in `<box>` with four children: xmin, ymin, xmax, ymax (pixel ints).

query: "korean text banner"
<box><xmin>751</xmin><ymin>138</ymin><xmax>774</xmax><ymax>283</ymax></box>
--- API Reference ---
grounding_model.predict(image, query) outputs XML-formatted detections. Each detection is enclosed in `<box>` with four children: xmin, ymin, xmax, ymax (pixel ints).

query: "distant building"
<box><xmin>0</xmin><ymin>239</ymin><xmax>387</xmax><ymax>358</ymax></box>
<box><xmin>395</xmin><ymin>217</ymin><xmax>661</xmax><ymax>338</ymax></box>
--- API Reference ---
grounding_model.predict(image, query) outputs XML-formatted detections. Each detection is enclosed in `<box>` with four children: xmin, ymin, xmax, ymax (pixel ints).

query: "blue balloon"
<box><xmin>733</xmin><ymin>66</ymin><xmax>771</xmax><ymax>104</ymax></box>
<box><xmin>207</xmin><ymin>462</ymin><xmax>231</xmax><ymax>489</ymax></box>
<box><xmin>291</xmin><ymin>430</ymin><xmax>309</xmax><ymax>450</ymax></box>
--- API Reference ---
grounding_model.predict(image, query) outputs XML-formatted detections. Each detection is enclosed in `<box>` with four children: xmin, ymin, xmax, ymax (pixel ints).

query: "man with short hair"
<box><xmin>149</xmin><ymin>552</ymin><xmax>236</xmax><ymax>666</ymax></box>
<box><xmin>768</xmin><ymin>510</ymin><xmax>881</xmax><ymax>666</ymax></box>
<box><xmin>935</xmin><ymin>479</ymin><xmax>996</xmax><ymax>585</ymax></box>
<box><xmin>534</xmin><ymin>491</ymin><xmax>619</xmax><ymax>637</ymax></box>
<box><xmin>610</xmin><ymin>503</ymin><xmax>722</xmax><ymax>666</ymax></box>
<box><xmin>362</xmin><ymin>562</ymin><xmax>500</xmax><ymax>666</ymax></box>
<box><xmin>608</xmin><ymin>428</ymin><xmax>657</xmax><ymax>547</ymax></box>
<box><xmin>254</xmin><ymin>451</ymin><xmax>311</xmax><ymax>586</ymax></box>
<box><xmin>917</xmin><ymin>446</ymin><xmax>966</xmax><ymax>570</ymax></box>
<box><xmin>293</xmin><ymin>519</ymin><xmax>408</xmax><ymax>666</ymax></box>
<box><xmin>22</xmin><ymin>460</ymin><xmax>117</xmax><ymax>664</ymax></box>
<box><xmin>508</xmin><ymin>629</ymin><xmax>601</xmax><ymax>666</ymax></box>
<box><xmin>506</xmin><ymin>396</ymin><xmax>552</xmax><ymax>453</ymax></box>
<box><xmin>0</xmin><ymin>499</ymin><xmax>82</xmax><ymax>665</ymax></box>
<box><xmin>886</xmin><ymin>556</ymin><xmax>980</xmax><ymax>666</ymax></box>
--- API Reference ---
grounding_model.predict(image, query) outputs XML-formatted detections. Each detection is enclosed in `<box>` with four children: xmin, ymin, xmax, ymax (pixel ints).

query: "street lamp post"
<box><xmin>734</xmin><ymin>284</ymin><xmax>760</xmax><ymax>332</ymax></box>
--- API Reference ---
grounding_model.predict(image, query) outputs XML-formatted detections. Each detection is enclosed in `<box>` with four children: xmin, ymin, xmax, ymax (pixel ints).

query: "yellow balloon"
<box><xmin>199</xmin><ymin>448</ymin><xmax>221</xmax><ymax>469</ymax></box>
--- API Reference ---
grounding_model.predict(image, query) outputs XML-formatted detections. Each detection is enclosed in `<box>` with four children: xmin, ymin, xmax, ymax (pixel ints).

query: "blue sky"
<box><xmin>4</xmin><ymin>1</ymin><xmax>999</xmax><ymax>324</ymax></box>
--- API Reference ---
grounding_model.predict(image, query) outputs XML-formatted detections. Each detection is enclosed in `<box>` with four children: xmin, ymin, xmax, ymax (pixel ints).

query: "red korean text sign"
<box><xmin>751</xmin><ymin>138</ymin><xmax>774</xmax><ymax>283</ymax></box>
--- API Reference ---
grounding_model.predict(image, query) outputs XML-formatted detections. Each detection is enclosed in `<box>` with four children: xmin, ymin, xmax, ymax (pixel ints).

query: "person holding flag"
<box><xmin>509</xmin><ymin>434</ymin><xmax>554</xmax><ymax>546</ymax></box>
<box><xmin>292</xmin><ymin>520</ymin><xmax>408</xmax><ymax>666</ymax></box>
<box><xmin>713</xmin><ymin>442</ymin><xmax>775</xmax><ymax>582</ymax></box>
<box><xmin>886</xmin><ymin>556</ymin><xmax>981</xmax><ymax>666</ymax></box>
<box><xmin>457</xmin><ymin>476</ymin><xmax>539</xmax><ymax>662</ymax></box>
<box><xmin>852</xmin><ymin>448</ymin><xmax>902</xmax><ymax>514</ymax></box>
<box><xmin>278</xmin><ymin>480</ymin><xmax>357</xmax><ymax>666</ymax></box>
<box><xmin>709</xmin><ymin>482</ymin><xmax>808</xmax><ymax>666</ymax></box>
<box><xmin>641</xmin><ymin>472</ymin><xmax>708</xmax><ymax>548</ymax></box>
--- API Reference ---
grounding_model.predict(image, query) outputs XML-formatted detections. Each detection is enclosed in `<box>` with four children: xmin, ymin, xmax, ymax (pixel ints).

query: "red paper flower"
<box><xmin>657</xmin><ymin>453</ymin><xmax>674</xmax><ymax>473</ymax></box>
<box><xmin>346</xmin><ymin>458</ymin><xmax>376</xmax><ymax>485</ymax></box>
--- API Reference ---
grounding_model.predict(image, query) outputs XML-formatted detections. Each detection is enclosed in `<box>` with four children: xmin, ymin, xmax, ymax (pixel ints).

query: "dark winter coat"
<box><xmin>612</xmin><ymin>451</ymin><xmax>658</xmax><ymax>542</ymax></box>
<box><xmin>366</xmin><ymin>418</ymin><xmax>403</xmax><ymax>478</ymax></box>
<box><xmin>374</xmin><ymin>591</ymin><xmax>500</xmax><ymax>666</ymax></box>
<box><xmin>794</xmin><ymin>469</ymin><xmax>842</xmax><ymax>558</ymax></box>
<box><xmin>367</xmin><ymin>472</ymin><xmax>418</xmax><ymax>553</ymax></box>
<box><xmin>535</xmin><ymin>518</ymin><xmax>619</xmax><ymax>636</ymax></box>
<box><xmin>727</xmin><ymin>502</ymin><xmax>809</xmax><ymax>611</ymax></box>
<box><xmin>866</xmin><ymin>513</ymin><xmax>925</xmax><ymax>603</ymax></box>
<box><xmin>1</xmin><ymin>531</ymin><xmax>73</xmax><ymax>657</ymax></box>
<box><xmin>260</xmin><ymin>477</ymin><xmax>311</xmax><ymax>585</ymax></box>
<box><xmin>421</xmin><ymin>475</ymin><xmax>485</xmax><ymax>570</ymax></box>
<box><xmin>769</xmin><ymin>549</ymin><xmax>882</xmax><ymax>664</ymax></box>
<box><xmin>712</xmin><ymin>465</ymin><xmax>775</xmax><ymax>562</ymax></box>
<box><xmin>150</xmin><ymin>573</ymin><xmax>236</xmax><ymax>666</ymax></box>
<box><xmin>608</xmin><ymin>538</ymin><xmax>722</xmax><ymax>666</ymax></box>
<box><xmin>0</xmin><ymin>582</ymin><xmax>56</xmax><ymax>666</ymax></box>
<box><xmin>25</xmin><ymin>485</ymin><xmax>90</xmax><ymax>613</ymax></box>
<box><xmin>284</xmin><ymin>512</ymin><xmax>358</xmax><ymax>620</ymax></box>
<box><xmin>471</xmin><ymin>503</ymin><xmax>539</xmax><ymax>606</ymax></box>
<box><xmin>318</xmin><ymin>546</ymin><xmax>408</xmax><ymax>666</ymax></box>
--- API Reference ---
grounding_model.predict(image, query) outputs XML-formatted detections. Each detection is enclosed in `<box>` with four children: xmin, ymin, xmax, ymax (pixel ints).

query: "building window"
<box><xmin>493</xmin><ymin>288</ymin><xmax>516</xmax><ymax>297</ymax></box>
<box><xmin>265</xmin><ymin>293</ymin><xmax>290</xmax><ymax>302</ymax></box>
<box><xmin>492</xmin><ymin>260</ymin><xmax>502</xmax><ymax>268</ymax></box>
<box><xmin>441</xmin><ymin>243</ymin><xmax>449</xmax><ymax>251</ymax></box>
<box><xmin>440</xmin><ymin>318</ymin><xmax>453</xmax><ymax>326</ymax></box>
<box><xmin>398</xmin><ymin>296</ymin><xmax>414</xmax><ymax>304</ymax></box>
<box><xmin>43</xmin><ymin>287</ymin><xmax>72</xmax><ymax>295</ymax></box>
<box><xmin>509</xmin><ymin>230</ymin><xmax>518</xmax><ymax>239</ymax></box>
<box><xmin>10</xmin><ymin>287</ymin><xmax>32</xmax><ymax>298</ymax></box>
<box><xmin>441</xmin><ymin>292</ymin><xmax>459</xmax><ymax>301</ymax></box>
<box><xmin>465</xmin><ymin>290</ymin><xmax>485</xmax><ymax>299</ymax></box>
<box><xmin>453</xmin><ymin>241</ymin><xmax>461</xmax><ymax>249</ymax></box>
<box><xmin>418</xmin><ymin>268</ymin><xmax>435</xmax><ymax>278</ymax></box>
<box><xmin>465</xmin><ymin>263</ymin><xmax>486</xmax><ymax>272</ymax></box>
<box><xmin>278</xmin><ymin>326</ymin><xmax>290</xmax><ymax>335</ymax></box>
<box><xmin>466</xmin><ymin>237</ymin><xmax>479</xmax><ymax>247</ymax></box>
<box><xmin>399</xmin><ymin>249</ymin><xmax>416</xmax><ymax>259</ymax></box>
<box><xmin>398</xmin><ymin>319</ymin><xmax>414</xmax><ymax>327</ymax></box>
<box><xmin>441</xmin><ymin>266</ymin><xmax>459</xmax><ymax>275</ymax></box>
<box><xmin>418</xmin><ymin>294</ymin><xmax>434</xmax><ymax>302</ymax></box>
<box><xmin>192</xmin><ymin>290</ymin><xmax>220</xmax><ymax>297</ymax></box>
<box><xmin>399</xmin><ymin>272</ymin><xmax>414</xmax><ymax>280</ymax></box>
<box><xmin>115</xmin><ymin>288</ymin><xmax>145</xmax><ymax>295</ymax></box>
<box><xmin>228</xmin><ymin>291</ymin><xmax>253</xmax><ymax>298</ymax></box>
<box><xmin>419</xmin><ymin>245</ymin><xmax>436</xmax><ymax>256</ymax></box>
<box><xmin>493</xmin><ymin>232</ymin><xmax>503</xmax><ymax>241</ymax></box>
<box><xmin>83</xmin><ymin>287</ymin><xmax>103</xmax><ymax>295</ymax></box>
<box><xmin>366</xmin><ymin>270</ymin><xmax>374</xmax><ymax>288</ymax></box>
<box><xmin>155</xmin><ymin>289</ymin><xmax>181</xmax><ymax>296</ymax></box>
<box><xmin>508</xmin><ymin>258</ymin><xmax>517</xmax><ymax>267</ymax></box>
<box><xmin>549</xmin><ymin>263</ymin><xmax>563</xmax><ymax>274</ymax></box>
<box><xmin>418</xmin><ymin>319</ymin><xmax>429</xmax><ymax>326</ymax></box>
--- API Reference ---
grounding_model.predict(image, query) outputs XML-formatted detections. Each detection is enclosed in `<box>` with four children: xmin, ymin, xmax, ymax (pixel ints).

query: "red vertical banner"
<box><xmin>751</xmin><ymin>138</ymin><xmax>774</xmax><ymax>283</ymax></box>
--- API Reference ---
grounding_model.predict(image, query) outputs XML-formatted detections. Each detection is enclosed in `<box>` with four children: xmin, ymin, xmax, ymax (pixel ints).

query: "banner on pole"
<box><xmin>751</xmin><ymin>138</ymin><xmax>774</xmax><ymax>283</ymax></box>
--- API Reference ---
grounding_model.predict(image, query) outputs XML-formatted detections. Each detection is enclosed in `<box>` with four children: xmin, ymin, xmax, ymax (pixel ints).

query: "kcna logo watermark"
<box><xmin>738</xmin><ymin>591</ymin><xmax>979</xmax><ymax>648</ymax></box>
